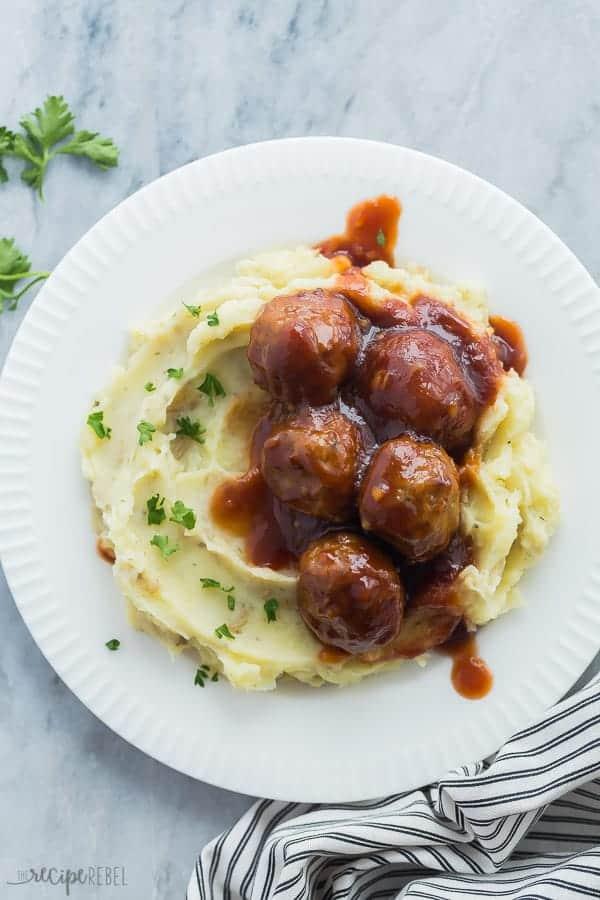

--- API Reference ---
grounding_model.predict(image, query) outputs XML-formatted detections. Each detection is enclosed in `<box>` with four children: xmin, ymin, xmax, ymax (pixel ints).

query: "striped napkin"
<box><xmin>188</xmin><ymin>673</ymin><xmax>600</xmax><ymax>899</ymax></box>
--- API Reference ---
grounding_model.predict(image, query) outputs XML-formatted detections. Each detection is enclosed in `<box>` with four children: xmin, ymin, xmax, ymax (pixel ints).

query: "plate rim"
<box><xmin>1</xmin><ymin>135</ymin><xmax>599</xmax><ymax>802</ymax></box>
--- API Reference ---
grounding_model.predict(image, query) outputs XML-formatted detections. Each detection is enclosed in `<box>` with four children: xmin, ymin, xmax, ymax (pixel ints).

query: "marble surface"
<box><xmin>1</xmin><ymin>1</ymin><xmax>600</xmax><ymax>896</ymax></box>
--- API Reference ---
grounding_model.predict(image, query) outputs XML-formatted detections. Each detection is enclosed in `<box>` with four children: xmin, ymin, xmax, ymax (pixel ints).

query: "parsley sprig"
<box><xmin>215</xmin><ymin>623</ymin><xmax>235</xmax><ymax>640</ymax></box>
<box><xmin>0</xmin><ymin>96</ymin><xmax>119</xmax><ymax>199</ymax></box>
<box><xmin>150</xmin><ymin>534</ymin><xmax>179</xmax><ymax>559</ymax></box>
<box><xmin>183</xmin><ymin>302</ymin><xmax>201</xmax><ymax>317</ymax></box>
<box><xmin>170</xmin><ymin>500</ymin><xmax>196</xmax><ymax>530</ymax></box>
<box><xmin>146</xmin><ymin>494</ymin><xmax>166</xmax><ymax>525</ymax></box>
<box><xmin>175</xmin><ymin>416</ymin><xmax>205</xmax><ymax>444</ymax></box>
<box><xmin>137</xmin><ymin>420</ymin><xmax>156</xmax><ymax>445</ymax></box>
<box><xmin>198</xmin><ymin>372</ymin><xmax>226</xmax><ymax>407</ymax></box>
<box><xmin>264</xmin><ymin>598</ymin><xmax>279</xmax><ymax>623</ymax></box>
<box><xmin>105</xmin><ymin>638</ymin><xmax>120</xmax><ymax>651</ymax></box>
<box><xmin>87</xmin><ymin>410</ymin><xmax>111</xmax><ymax>440</ymax></box>
<box><xmin>206</xmin><ymin>311</ymin><xmax>219</xmax><ymax>327</ymax></box>
<box><xmin>0</xmin><ymin>238</ymin><xmax>49</xmax><ymax>313</ymax></box>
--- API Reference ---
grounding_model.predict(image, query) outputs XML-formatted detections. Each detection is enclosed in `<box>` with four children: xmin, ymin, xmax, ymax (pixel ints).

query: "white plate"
<box><xmin>1</xmin><ymin>138</ymin><xmax>599</xmax><ymax>803</ymax></box>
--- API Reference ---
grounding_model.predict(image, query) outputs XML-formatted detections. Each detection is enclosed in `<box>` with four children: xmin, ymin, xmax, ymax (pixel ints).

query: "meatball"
<box><xmin>361</xmin><ymin>594</ymin><xmax>462</xmax><ymax>661</ymax></box>
<box><xmin>359</xmin><ymin>435</ymin><xmax>459</xmax><ymax>563</ymax></box>
<box><xmin>298</xmin><ymin>532</ymin><xmax>405</xmax><ymax>654</ymax></box>
<box><xmin>359</xmin><ymin>329</ymin><xmax>477</xmax><ymax>450</ymax></box>
<box><xmin>261</xmin><ymin>408</ymin><xmax>361</xmax><ymax>521</ymax></box>
<box><xmin>247</xmin><ymin>290</ymin><xmax>360</xmax><ymax>405</ymax></box>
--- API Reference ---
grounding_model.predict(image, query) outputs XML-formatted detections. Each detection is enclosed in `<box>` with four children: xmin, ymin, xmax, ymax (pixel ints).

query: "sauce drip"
<box><xmin>316</xmin><ymin>195</ymin><xmax>401</xmax><ymax>267</ymax></box>
<box><xmin>440</xmin><ymin>627</ymin><xmax>493</xmax><ymax>699</ymax></box>
<box><xmin>490</xmin><ymin>315</ymin><xmax>528</xmax><ymax>376</ymax></box>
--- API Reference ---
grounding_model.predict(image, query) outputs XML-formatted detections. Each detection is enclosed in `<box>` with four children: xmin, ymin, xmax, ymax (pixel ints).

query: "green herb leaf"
<box><xmin>150</xmin><ymin>533</ymin><xmax>179</xmax><ymax>559</ymax></box>
<box><xmin>105</xmin><ymin>638</ymin><xmax>120</xmax><ymax>651</ymax></box>
<box><xmin>144</xmin><ymin>382</ymin><xmax>156</xmax><ymax>393</ymax></box>
<box><xmin>264</xmin><ymin>597</ymin><xmax>279</xmax><ymax>623</ymax></box>
<box><xmin>211</xmin><ymin>671</ymin><xmax>219</xmax><ymax>682</ymax></box>
<box><xmin>0</xmin><ymin>237</ymin><xmax>49</xmax><ymax>313</ymax></box>
<box><xmin>166</xmin><ymin>367</ymin><xmax>184</xmax><ymax>379</ymax></box>
<box><xmin>170</xmin><ymin>500</ymin><xmax>196</xmax><ymax>530</ymax></box>
<box><xmin>87</xmin><ymin>410</ymin><xmax>112</xmax><ymax>439</ymax></box>
<box><xmin>215</xmin><ymin>623</ymin><xmax>235</xmax><ymax>640</ymax></box>
<box><xmin>206</xmin><ymin>311</ymin><xmax>219</xmax><ymax>327</ymax></box>
<box><xmin>137</xmin><ymin>420</ymin><xmax>156</xmax><ymax>445</ymax></box>
<box><xmin>2</xmin><ymin>96</ymin><xmax>119</xmax><ymax>198</ymax></box>
<box><xmin>183</xmin><ymin>302</ymin><xmax>202</xmax><ymax>317</ymax></box>
<box><xmin>146</xmin><ymin>494</ymin><xmax>166</xmax><ymax>525</ymax></box>
<box><xmin>55</xmin><ymin>129</ymin><xmax>119</xmax><ymax>170</ymax></box>
<box><xmin>198</xmin><ymin>372</ymin><xmax>226</xmax><ymax>407</ymax></box>
<box><xmin>376</xmin><ymin>228</ymin><xmax>385</xmax><ymax>247</ymax></box>
<box><xmin>227</xmin><ymin>595</ymin><xmax>235</xmax><ymax>611</ymax></box>
<box><xmin>200</xmin><ymin>577</ymin><xmax>221</xmax><ymax>589</ymax></box>
<box><xmin>0</xmin><ymin>127</ymin><xmax>16</xmax><ymax>183</ymax></box>
<box><xmin>194</xmin><ymin>668</ymin><xmax>205</xmax><ymax>687</ymax></box>
<box><xmin>175</xmin><ymin>416</ymin><xmax>206</xmax><ymax>444</ymax></box>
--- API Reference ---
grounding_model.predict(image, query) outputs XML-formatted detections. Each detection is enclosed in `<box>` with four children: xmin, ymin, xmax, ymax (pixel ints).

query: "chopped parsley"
<box><xmin>105</xmin><ymin>638</ymin><xmax>120</xmax><ymax>651</ymax></box>
<box><xmin>194</xmin><ymin>666</ymin><xmax>219</xmax><ymax>686</ymax></box>
<box><xmin>200</xmin><ymin>577</ymin><xmax>234</xmax><ymax>595</ymax></box>
<box><xmin>211</xmin><ymin>672</ymin><xmax>219</xmax><ymax>682</ymax></box>
<box><xmin>200</xmin><ymin>577</ymin><xmax>221</xmax><ymax>589</ymax></box>
<box><xmin>144</xmin><ymin>382</ymin><xmax>156</xmax><ymax>392</ymax></box>
<box><xmin>227</xmin><ymin>595</ymin><xmax>235</xmax><ymax>611</ymax></box>
<box><xmin>166</xmin><ymin>367</ymin><xmax>184</xmax><ymax>379</ymax></box>
<box><xmin>194</xmin><ymin>668</ymin><xmax>206</xmax><ymax>687</ymax></box>
<box><xmin>183</xmin><ymin>302</ymin><xmax>201</xmax><ymax>317</ymax></box>
<box><xmin>175</xmin><ymin>416</ymin><xmax>206</xmax><ymax>444</ymax></box>
<box><xmin>264</xmin><ymin>597</ymin><xmax>279</xmax><ymax>623</ymax></box>
<box><xmin>150</xmin><ymin>534</ymin><xmax>179</xmax><ymax>559</ymax></box>
<box><xmin>215</xmin><ymin>623</ymin><xmax>234</xmax><ymax>640</ymax></box>
<box><xmin>206</xmin><ymin>311</ymin><xmax>219</xmax><ymax>327</ymax></box>
<box><xmin>170</xmin><ymin>500</ymin><xmax>196</xmax><ymax>530</ymax></box>
<box><xmin>198</xmin><ymin>372</ymin><xmax>226</xmax><ymax>407</ymax></box>
<box><xmin>146</xmin><ymin>494</ymin><xmax>166</xmax><ymax>525</ymax></box>
<box><xmin>376</xmin><ymin>228</ymin><xmax>385</xmax><ymax>247</ymax></box>
<box><xmin>87</xmin><ymin>410</ymin><xmax>111</xmax><ymax>440</ymax></box>
<box><xmin>137</xmin><ymin>420</ymin><xmax>156</xmax><ymax>445</ymax></box>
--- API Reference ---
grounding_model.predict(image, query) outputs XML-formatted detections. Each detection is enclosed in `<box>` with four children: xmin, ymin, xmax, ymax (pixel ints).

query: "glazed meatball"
<box><xmin>261</xmin><ymin>408</ymin><xmax>361</xmax><ymax>521</ymax></box>
<box><xmin>247</xmin><ymin>290</ymin><xmax>360</xmax><ymax>405</ymax></box>
<box><xmin>359</xmin><ymin>435</ymin><xmax>459</xmax><ymax>563</ymax></box>
<box><xmin>298</xmin><ymin>532</ymin><xmax>405</xmax><ymax>654</ymax></box>
<box><xmin>359</xmin><ymin>329</ymin><xmax>477</xmax><ymax>451</ymax></box>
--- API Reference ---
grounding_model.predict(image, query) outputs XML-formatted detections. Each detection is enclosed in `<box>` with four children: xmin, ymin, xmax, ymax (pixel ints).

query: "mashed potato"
<box><xmin>81</xmin><ymin>248</ymin><xmax>559</xmax><ymax>690</ymax></box>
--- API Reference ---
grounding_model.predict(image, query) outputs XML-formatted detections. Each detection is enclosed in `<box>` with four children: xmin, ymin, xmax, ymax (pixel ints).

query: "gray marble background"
<box><xmin>1</xmin><ymin>1</ymin><xmax>600</xmax><ymax>897</ymax></box>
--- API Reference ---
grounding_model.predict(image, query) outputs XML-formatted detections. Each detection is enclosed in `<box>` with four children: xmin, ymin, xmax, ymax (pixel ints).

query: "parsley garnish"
<box><xmin>105</xmin><ymin>638</ymin><xmax>120</xmax><ymax>651</ymax></box>
<box><xmin>166</xmin><ymin>367</ymin><xmax>184</xmax><ymax>379</ymax></box>
<box><xmin>198</xmin><ymin>372</ymin><xmax>226</xmax><ymax>407</ymax></box>
<box><xmin>211</xmin><ymin>671</ymin><xmax>219</xmax><ymax>682</ymax></box>
<box><xmin>175</xmin><ymin>416</ymin><xmax>205</xmax><ymax>444</ymax></box>
<box><xmin>215</xmin><ymin>623</ymin><xmax>235</xmax><ymax>640</ymax></box>
<box><xmin>227</xmin><ymin>595</ymin><xmax>235</xmax><ymax>611</ymax></box>
<box><xmin>264</xmin><ymin>598</ymin><xmax>279</xmax><ymax>623</ymax></box>
<box><xmin>146</xmin><ymin>494</ymin><xmax>166</xmax><ymax>525</ymax></box>
<box><xmin>150</xmin><ymin>534</ymin><xmax>179</xmax><ymax>559</ymax></box>
<box><xmin>194</xmin><ymin>668</ymin><xmax>206</xmax><ymax>687</ymax></box>
<box><xmin>0</xmin><ymin>95</ymin><xmax>119</xmax><ymax>199</ymax></box>
<box><xmin>144</xmin><ymin>382</ymin><xmax>156</xmax><ymax>392</ymax></box>
<box><xmin>200</xmin><ymin>578</ymin><xmax>234</xmax><ymax>594</ymax></box>
<box><xmin>137</xmin><ymin>420</ymin><xmax>156</xmax><ymax>445</ymax></box>
<box><xmin>376</xmin><ymin>228</ymin><xmax>385</xmax><ymax>247</ymax></box>
<box><xmin>206</xmin><ymin>311</ymin><xmax>219</xmax><ymax>327</ymax></box>
<box><xmin>170</xmin><ymin>500</ymin><xmax>196</xmax><ymax>530</ymax></box>
<box><xmin>200</xmin><ymin>577</ymin><xmax>221</xmax><ymax>589</ymax></box>
<box><xmin>0</xmin><ymin>238</ymin><xmax>49</xmax><ymax>313</ymax></box>
<box><xmin>87</xmin><ymin>410</ymin><xmax>111</xmax><ymax>439</ymax></box>
<box><xmin>183</xmin><ymin>302</ymin><xmax>201</xmax><ymax>317</ymax></box>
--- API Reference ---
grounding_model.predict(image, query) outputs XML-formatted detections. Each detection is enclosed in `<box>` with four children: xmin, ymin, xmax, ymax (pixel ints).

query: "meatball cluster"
<box><xmin>247</xmin><ymin>288</ymin><xmax>480</xmax><ymax>657</ymax></box>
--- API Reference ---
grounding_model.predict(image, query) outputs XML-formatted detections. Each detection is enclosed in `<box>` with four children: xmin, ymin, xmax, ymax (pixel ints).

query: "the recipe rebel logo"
<box><xmin>6</xmin><ymin>865</ymin><xmax>127</xmax><ymax>895</ymax></box>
